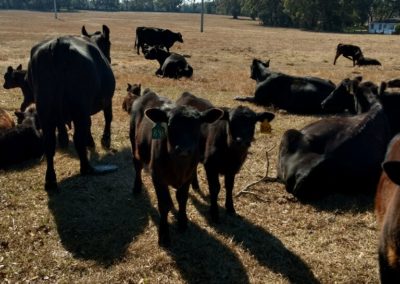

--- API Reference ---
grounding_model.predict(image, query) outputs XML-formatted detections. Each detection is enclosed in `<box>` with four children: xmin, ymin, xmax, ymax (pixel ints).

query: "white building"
<box><xmin>369</xmin><ymin>19</ymin><xmax>400</xmax><ymax>34</ymax></box>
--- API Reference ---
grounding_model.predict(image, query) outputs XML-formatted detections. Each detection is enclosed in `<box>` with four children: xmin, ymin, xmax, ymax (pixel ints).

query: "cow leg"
<box><xmin>176</xmin><ymin>182</ymin><xmax>190</xmax><ymax>231</ymax></box>
<box><xmin>153</xmin><ymin>180</ymin><xmax>173</xmax><ymax>246</ymax></box>
<box><xmin>72</xmin><ymin>116</ymin><xmax>93</xmax><ymax>175</ymax></box>
<box><xmin>224</xmin><ymin>173</ymin><xmax>236</xmax><ymax>215</ymax></box>
<box><xmin>101</xmin><ymin>102</ymin><xmax>112</xmax><ymax>149</ymax></box>
<box><xmin>205</xmin><ymin>166</ymin><xmax>221</xmax><ymax>222</ymax></box>
<box><xmin>87</xmin><ymin>117</ymin><xmax>95</xmax><ymax>149</ymax></box>
<box><xmin>191</xmin><ymin>171</ymin><xmax>200</xmax><ymax>191</ymax></box>
<box><xmin>57</xmin><ymin>124</ymin><xmax>69</xmax><ymax>148</ymax></box>
<box><xmin>333</xmin><ymin>53</ymin><xmax>340</xmax><ymax>65</ymax></box>
<box><xmin>132</xmin><ymin>157</ymin><xmax>143</xmax><ymax>194</ymax></box>
<box><xmin>43</xmin><ymin>124</ymin><xmax>58</xmax><ymax>191</ymax></box>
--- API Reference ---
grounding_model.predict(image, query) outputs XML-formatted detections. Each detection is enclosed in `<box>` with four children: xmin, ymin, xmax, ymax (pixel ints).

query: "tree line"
<box><xmin>1</xmin><ymin>0</ymin><xmax>400</xmax><ymax>32</ymax></box>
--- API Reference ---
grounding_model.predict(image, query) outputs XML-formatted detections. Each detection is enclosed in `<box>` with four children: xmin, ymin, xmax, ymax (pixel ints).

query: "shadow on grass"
<box><xmin>190</xmin><ymin>193</ymin><xmax>321</xmax><ymax>284</ymax></box>
<box><xmin>47</xmin><ymin>147</ymin><xmax>151</xmax><ymax>266</ymax></box>
<box><xmin>147</xmin><ymin>205</ymin><xmax>250</xmax><ymax>284</ymax></box>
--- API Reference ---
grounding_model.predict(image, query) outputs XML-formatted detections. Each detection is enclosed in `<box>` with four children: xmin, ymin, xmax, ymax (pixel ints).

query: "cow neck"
<box><xmin>20</xmin><ymin>77</ymin><xmax>34</xmax><ymax>110</ymax></box>
<box><xmin>156</xmin><ymin>51</ymin><xmax>170</xmax><ymax>67</ymax></box>
<box><xmin>354</xmin><ymin>87</ymin><xmax>380</xmax><ymax>114</ymax></box>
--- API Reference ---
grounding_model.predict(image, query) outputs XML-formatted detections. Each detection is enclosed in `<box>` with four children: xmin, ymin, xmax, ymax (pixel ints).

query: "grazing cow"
<box><xmin>130</xmin><ymin>90</ymin><xmax>223</xmax><ymax>245</ymax></box>
<box><xmin>0</xmin><ymin>108</ymin><xmax>15</xmax><ymax>132</ymax></box>
<box><xmin>176</xmin><ymin>92</ymin><xmax>275</xmax><ymax>221</ymax></box>
<box><xmin>0</xmin><ymin>104</ymin><xmax>43</xmax><ymax>168</ymax></box>
<box><xmin>81</xmin><ymin>25</ymin><xmax>111</xmax><ymax>63</ymax></box>
<box><xmin>143</xmin><ymin>46</ymin><xmax>193</xmax><ymax>79</ymax></box>
<box><xmin>28</xmin><ymin>35</ymin><xmax>116</xmax><ymax>190</ymax></box>
<box><xmin>134</xmin><ymin>26</ymin><xmax>183</xmax><ymax>55</ymax></box>
<box><xmin>278</xmin><ymin>79</ymin><xmax>392</xmax><ymax>199</ymax></box>
<box><xmin>375</xmin><ymin>133</ymin><xmax>400</xmax><ymax>283</ymax></box>
<box><xmin>122</xmin><ymin>83</ymin><xmax>141</xmax><ymax>114</ymax></box>
<box><xmin>3</xmin><ymin>64</ymin><xmax>69</xmax><ymax>147</ymax></box>
<box><xmin>333</xmin><ymin>43</ymin><xmax>363</xmax><ymax>66</ymax></box>
<box><xmin>355</xmin><ymin>55</ymin><xmax>382</xmax><ymax>66</ymax></box>
<box><xmin>236</xmin><ymin>61</ymin><xmax>336</xmax><ymax>114</ymax></box>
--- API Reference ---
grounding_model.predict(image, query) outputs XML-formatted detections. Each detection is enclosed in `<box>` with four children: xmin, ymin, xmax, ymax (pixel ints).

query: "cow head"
<box><xmin>81</xmin><ymin>24</ymin><xmax>111</xmax><ymax>63</ymax></box>
<box><xmin>3</xmin><ymin>64</ymin><xmax>26</xmax><ymax>89</ymax></box>
<box><xmin>224</xmin><ymin>106</ymin><xmax>275</xmax><ymax>149</ymax></box>
<box><xmin>122</xmin><ymin>83</ymin><xmax>141</xmax><ymax>114</ymax></box>
<box><xmin>175</xmin><ymin>32</ymin><xmax>184</xmax><ymax>43</ymax></box>
<box><xmin>145</xmin><ymin>106</ymin><xmax>223</xmax><ymax>158</ymax></box>
<box><xmin>321</xmin><ymin>78</ymin><xmax>356</xmax><ymax>113</ymax></box>
<box><xmin>143</xmin><ymin>45</ymin><xmax>169</xmax><ymax>61</ymax></box>
<box><xmin>127</xmin><ymin>83</ymin><xmax>141</xmax><ymax>96</ymax></box>
<box><xmin>250</xmin><ymin>58</ymin><xmax>271</xmax><ymax>81</ymax></box>
<box><xmin>14</xmin><ymin>103</ymin><xmax>41</xmax><ymax>133</ymax></box>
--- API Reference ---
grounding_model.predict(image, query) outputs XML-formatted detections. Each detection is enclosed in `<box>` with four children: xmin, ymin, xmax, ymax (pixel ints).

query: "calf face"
<box><xmin>3</xmin><ymin>65</ymin><xmax>25</xmax><ymax>89</ymax></box>
<box><xmin>81</xmin><ymin>25</ymin><xmax>111</xmax><ymax>63</ymax></box>
<box><xmin>122</xmin><ymin>83</ymin><xmax>141</xmax><ymax>114</ymax></box>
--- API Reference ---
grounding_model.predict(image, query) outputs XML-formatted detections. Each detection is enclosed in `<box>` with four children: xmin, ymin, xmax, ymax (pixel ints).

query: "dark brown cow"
<box><xmin>130</xmin><ymin>90</ymin><xmax>223</xmax><ymax>246</ymax></box>
<box><xmin>278</xmin><ymin>79</ymin><xmax>392</xmax><ymax>199</ymax></box>
<box><xmin>0</xmin><ymin>104</ymin><xmax>43</xmax><ymax>168</ymax></box>
<box><xmin>375</xmin><ymin>133</ymin><xmax>400</xmax><ymax>283</ymax></box>
<box><xmin>122</xmin><ymin>83</ymin><xmax>141</xmax><ymax>114</ymax></box>
<box><xmin>0</xmin><ymin>108</ymin><xmax>15</xmax><ymax>132</ymax></box>
<box><xmin>333</xmin><ymin>43</ymin><xmax>363</xmax><ymax>66</ymax></box>
<box><xmin>176</xmin><ymin>92</ymin><xmax>275</xmax><ymax>221</ymax></box>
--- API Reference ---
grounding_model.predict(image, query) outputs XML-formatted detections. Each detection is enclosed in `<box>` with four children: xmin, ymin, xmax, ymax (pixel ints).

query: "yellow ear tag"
<box><xmin>260</xmin><ymin>119</ymin><xmax>271</xmax><ymax>133</ymax></box>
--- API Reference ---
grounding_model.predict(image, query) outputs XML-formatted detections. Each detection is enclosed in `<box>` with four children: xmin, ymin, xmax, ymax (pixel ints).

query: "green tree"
<box><xmin>155</xmin><ymin>0</ymin><xmax>183</xmax><ymax>11</ymax></box>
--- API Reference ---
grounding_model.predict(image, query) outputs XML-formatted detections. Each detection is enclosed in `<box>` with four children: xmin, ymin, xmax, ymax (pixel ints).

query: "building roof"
<box><xmin>371</xmin><ymin>18</ymin><xmax>400</xmax><ymax>24</ymax></box>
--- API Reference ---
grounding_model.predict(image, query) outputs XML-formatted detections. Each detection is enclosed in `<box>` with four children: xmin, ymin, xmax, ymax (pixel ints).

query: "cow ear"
<box><xmin>103</xmin><ymin>25</ymin><xmax>110</xmax><ymax>38</ymax></box>
<box><xmin>354</xmin><ymin>76</ymin><xmax>363</xmax><ymax>82</ymax></box>
<box><xmin>7</xmin><ymin>66</ymin><xmax>13</xmax><ymax>73</ymax></box>
<box><xmin>145</xmin><ymin>108</ymin><xmax>168</xmax><ymax>123</ymax></box>
<box><xmin>201</xmin><ymin>108</ymin><xmax>224</xmax><ymax>124</ymax></box>
<box><xmin>127</xmin><ymin>83</ymin><xmax>132</xmax><ymax>91</ymax></box>
<box><xmin>379</xmin><ymin>81</ymin><xmax>387</xmax><ymax>96</ymax></box>
<box><xmin>265</xmin><ymin>60</ymin><xmax>270</xmax><ymax>67</ymax></box>
<box><xmin>81</xmin><ymin>25</ymin><xmax>89</xmax><ymax>36</ymax></box>
<box><xmin>17</xmin><ymin>64</ymin><xmax>22</xmax><ymax>71</ymax></box>
<box><xmin>14</xmin><ymin>110</ymin><xmax>24</xmax><ymax>123</ymax></box>
<box><xmin>256</xmin><ymin>112</ymin><xmax>275</xmax><ymax>122</ymax></box>
<box><xmin>383</xmin><ymin>161</ymin><xmax>400</xmax><ymax>185</ymax></box>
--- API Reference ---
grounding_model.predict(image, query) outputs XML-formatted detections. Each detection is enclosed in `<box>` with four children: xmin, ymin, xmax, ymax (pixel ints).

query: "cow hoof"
<box><xmin>101</xmin><ymin>137</ymin><xmax>111</xmax><ymax>149</ymax></box>
<box><xmin>45</xmin><ymin>180</ymin><xmax>58</xmax><ymax>192</ymax></box>
<box><xmin>210</xmin><ymin>210</ymin><xmax>220</xmax><ymax>223</ymax></box>
<box><xmin>226</xmin><ymin>206</ymin><xmax>236</xmax><ymax>215</ymax></box>
<box><xmin>58</xmin><ymin>136</ymin><xmax>69</xmax><ymax>149</ymax></box>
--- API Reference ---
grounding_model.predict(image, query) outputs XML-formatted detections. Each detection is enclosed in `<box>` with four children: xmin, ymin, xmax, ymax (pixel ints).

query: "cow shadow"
<box><xmin>146</xmin><ymin>206</ymin><xmax>250</xmax><ymax>284</ymax></box>
<box><xmin>47</xmin><ymin>147</ymin><xmax>151</xmax><ymax>266</ymax></box>
<box><xmin>190</xmin><ymin>193</ymin><xmax>321</xmax><ymax>284</ymax></box>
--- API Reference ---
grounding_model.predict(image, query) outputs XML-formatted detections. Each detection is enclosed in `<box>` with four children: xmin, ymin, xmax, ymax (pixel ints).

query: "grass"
<box><xmin>0</xmin><ymin>10</ymin><xmax>395</xmax><ymax>283</ymax></box>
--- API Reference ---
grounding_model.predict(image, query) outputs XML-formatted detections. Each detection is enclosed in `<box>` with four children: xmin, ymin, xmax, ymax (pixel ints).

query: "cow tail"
<box><xmin>51</xmin><ymin>38</ymin><xmax>69</xmax><ymax>128</ymax></box>
<box><xmin>134</xmin><ymin>31</ymin><xmax>137</xmax><ymax>49</ymax></box>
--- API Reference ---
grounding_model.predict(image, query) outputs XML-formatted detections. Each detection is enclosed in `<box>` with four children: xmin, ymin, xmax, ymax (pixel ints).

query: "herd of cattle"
<box><xmin>0</xmin><ymin>24</ymin><xmax>399</xmax><ymax>281</ymax></box>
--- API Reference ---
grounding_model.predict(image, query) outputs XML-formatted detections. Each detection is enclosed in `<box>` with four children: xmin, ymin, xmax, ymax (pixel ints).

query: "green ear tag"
<box><xmin>152</xmin><ymin>123</ymin><xmax>165</xmax><ymax>139</ymax></box>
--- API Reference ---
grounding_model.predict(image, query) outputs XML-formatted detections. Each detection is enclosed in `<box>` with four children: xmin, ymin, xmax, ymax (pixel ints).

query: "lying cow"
<box><xmin>0</xmin><ymin>108</ymin><xmax>15</xmax><ymax>132</ymax></box>
<box><xmin>130</xmin><ymin>90</ymin><xmax>223</xmax><ymax>246</ymax></box>
<box><xmin>375</xmin><ymin>133</ymin><xmax>400</xmax><ymax>282</ymax></box>
<box><xmin>143</xmin><ymin>46</ymin><xmax>193</xmax><ymax>79</ymax></box>
<box><xmin>134</xmin><ymin>26</ymin><xmax>183</xmax><ymax>55</ymax></box>
<box><xmin>122</xmin><ymin>83</ymin><xmax>141</xmax><ymax>114</ymax></box>
<box><xmin>3</xmin><ymin>64</ymin><xmax>69</xmax><ymax>148</ymax></box>
<box><xmin>333</xmin><ymin>43</ymin><xmax>363</xmax><ymax>66</ymax></box>
<box><xmin>0</xmin><ymin>104</ymin><xmax>43</xmax><ymax>168</ymax></box>
<box><xmin>28</xmin><ymin>33</ymin><xmax>116</xmax><ymax>190</ymax></box>
<box><xmin>236</xmin><ymin>59</ymin><xmax>336</xmax><ymax>114</ymax></box>
<box><xmin>176</xmin><ymin>92</ymin><xmax>275</xmax><ymax>221</ymax></box>
<box><xmin>250</xmin><ymin>58</ymin><xmax>270</xmax><ymax>82</ymax></box>
<box><xmin>278</xmin><ymin>78</ymin><xmax>391</xmax><ymax>199</ymax></box>
<box><xmin>355</xmin><ymin>55</ymin><xmax>382</xmax><ymax>66</ymax></box>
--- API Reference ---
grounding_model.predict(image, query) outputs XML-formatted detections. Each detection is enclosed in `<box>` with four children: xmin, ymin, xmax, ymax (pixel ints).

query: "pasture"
<box><xmin>0</xmin><ymin>10</ymin><xmax>398</xmax><ymax>283</ymax></box>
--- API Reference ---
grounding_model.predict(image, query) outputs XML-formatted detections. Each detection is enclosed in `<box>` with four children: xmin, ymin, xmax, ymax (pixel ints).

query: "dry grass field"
<box><xmin>0</xmin><ymin>10</ymin><xmax>399</xmax><ymax>283</ymax></box>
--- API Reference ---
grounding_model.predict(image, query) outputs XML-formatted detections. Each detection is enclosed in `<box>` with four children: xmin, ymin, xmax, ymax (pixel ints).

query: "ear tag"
<box><xmin>152</xmin><ymin>123</ymin><xmax>165</xmax><ymax>139</ymax></box>
<box><xmin>260</xmin><ymin>119</ymin><xmax>271</xmax><ymax>133</ymax></box>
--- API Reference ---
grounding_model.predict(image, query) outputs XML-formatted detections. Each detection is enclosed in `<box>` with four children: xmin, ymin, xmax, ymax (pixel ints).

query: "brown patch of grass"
<box><xmin>0</xmin><ymin>10</ymin><xmax>389</xmax><ymax>283</ymax></box>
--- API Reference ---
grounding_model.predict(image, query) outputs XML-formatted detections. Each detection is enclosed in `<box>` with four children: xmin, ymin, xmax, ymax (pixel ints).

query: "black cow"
<box><xmin>3</xmin><ymin>64</ymin><xmax>69</xmax><ymax>148</ymax></box>
<box><xmin>0</xmin><ymin>104</ymin><xmax>43</xmax><ymax>168</ymax></box>
<box><xmin>28</xmin><ymin>35</ymin><xmax>116</xmax><ymax>190</ymax></box>
<box><xmin>130</xmin><ymin>90</ymin><xmax>222</xmax><ymax>245</ymax></box>
<box><xmin>176</xmin><ymin>92</ymin><xmax>275</xmax><ymax>221</ymax></box>
<box><xmin>250</xmin><ymin>58</ymin><xmax>270</xmax><ymax>82</ymax></box>
<box><xmin>278</xmin><ymin>78</ymin><xmax>392</xmax><ymax>199</ymax></box>
<box><xmin>355</xmin><ymin>55</ymin><xmax>382</xmax><ymax>66</ymax></box>
<box><xmin>333</xmin><ymin>43</ymin><xmax>363</xmax><ymax>66</ymax></box>
<box><xmin>143</xmin><ymin>46</ymin><xmax>193</xmax><ymax>79</ymax></box>
<box><xmin>236</xmin><ymin>60</ymin><xmax>336</xmax><ymax>114</ymax></box>
<box><xmin>134</xmin><ymin>26</ymin><xmax>183</xmax><ymax>55</ymax></box>
<box><xmin>81</xmin><ymin>25</ymin><xmax>111</xmax><ymax>63</ymax></box>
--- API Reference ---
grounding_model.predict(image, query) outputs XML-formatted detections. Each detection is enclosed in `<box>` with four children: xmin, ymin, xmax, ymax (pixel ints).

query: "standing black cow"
<box><xmin>333</xmin><ymin>43</ymin><xmax>363</xmax><ymax>66</ymax></box>
<box><xmin>81</xmin><ymin>25</ymin><xmax>111</xmax><ymax>63</ymax></box>
<box><xmin>28</xmin><ymin>35</ymin><xmax>116</xmax><ymax>191</ymax></box>
<box><xmin>278</xmin><ymin>78</ymin><xmax>392</xmax><ymax>199</ymax></box>
<box><xmin>130</xmin><ymin>90</ymin><xmax>223</xmax><ymax>245</ymax></box>
<box><xmin>236</xmin><ymin>60</ymin><xmax>336</xmax><ymax>114</ymax></box>
<box><xmin>176</xmin><ymin>92</ymin><xmax>275</xmax><ymax>221</ymax></box>
<box><xmin>143</xmin><ymin>46</ymin><xmax>193</xmax><ymax>79</ymax></box>
<box><xmin>134</xmin><ymin>26</ymin><xmax>183</xmax><ymax>55</ymax></box>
